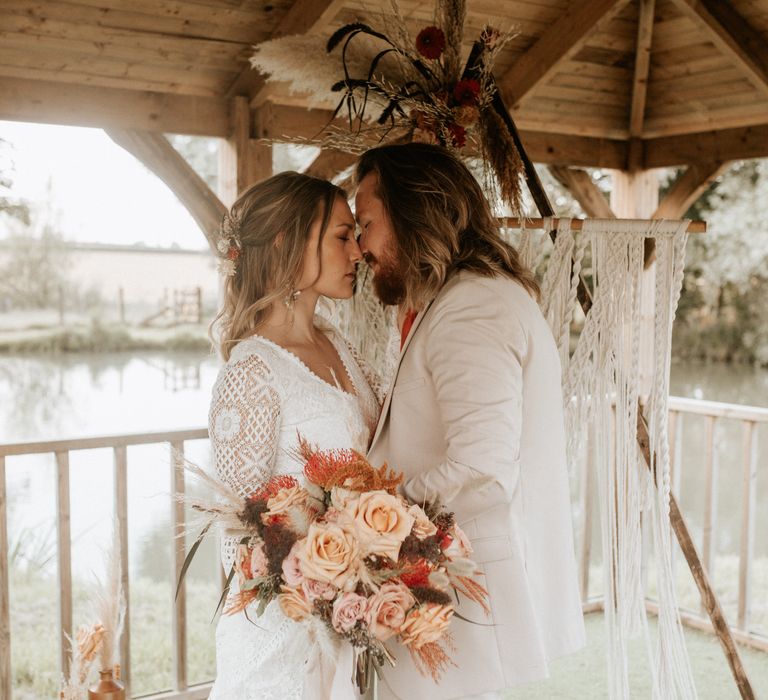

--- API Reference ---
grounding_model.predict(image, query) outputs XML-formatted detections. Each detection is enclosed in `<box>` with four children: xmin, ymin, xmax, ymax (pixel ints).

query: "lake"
<box><xmin>1</xmin><ymin>351</ymin><xmax>767</xmax><ymax>585</ymax></box>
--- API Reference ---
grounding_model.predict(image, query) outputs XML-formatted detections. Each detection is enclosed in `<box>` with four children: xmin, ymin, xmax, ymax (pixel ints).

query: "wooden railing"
<box><xmin>0</xmin><ymin>428</ymin><xmax>210</xmax><ymax>700</ymax></box>
<box><xmin>577</xmin><ymin>396</ymin><xmax>768</xmax><ymax>653</ymax></box>
<box><xmin>1</xmin><ymin>397</ymin><xmax>766</xmax><ymax>698</ymax></box>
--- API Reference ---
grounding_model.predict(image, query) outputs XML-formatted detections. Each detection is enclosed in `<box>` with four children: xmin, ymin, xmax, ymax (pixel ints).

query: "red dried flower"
<box><xmin>227</xmin><ymin>246</ymin><xmax>240</xmax><ymax>261</ymax></box>
<box><xmin>249</xmin><ymin>475</ymin><xmax>298</xmax><ymax>503</ymax></box>
<box><xmin>416</xmin><ymin>26</ymin><xmax>446</xmax><ymax>60</ymax></box>
<box><xmin>447</xmin><ymin>123</ymin><xmax>466</xmax><ymax>148</ymax></box>
<box><xmin>439</xmin><ymin>533</ymin><xmax>453</xmax><ymax>550</ymax></box>
<box><xmin>400</xmin><ymin>559</ymin><xmax>432</xmax><ymax>588</ymax></box>
<box><xmin>453</xmin><ymin>79</ymin><xmax>481</xmax><ymax>106</ymax></box>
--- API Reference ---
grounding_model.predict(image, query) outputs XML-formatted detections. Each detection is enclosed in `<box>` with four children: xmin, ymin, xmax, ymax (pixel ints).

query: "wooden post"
<box><xmin>113</xmin><ymin>446</ymin><xmax>130</xmax><ymax>693</ymax></box>
<box><xmin>56</xmin><ymin>451</ymin><xmax>73</xmax><ymax>679</ymax></box>
<box><xmin>737</xmin><ymin>421</ymin><xmax>758</xmax><ymax>631</ymax></box>
<box><xmin>218</xmin><ymin>96</ymin><xmax>272</xmax><ymax>207</ymax></box>
<box><xmin>170</xmin><ymin>442</ymin><xmax>187</xmax><ymax>692</ymax></box>
<box><xmin>0</xmin><ymin>456</ymin><xmax>11</xmax><ymax>700</ymax></box>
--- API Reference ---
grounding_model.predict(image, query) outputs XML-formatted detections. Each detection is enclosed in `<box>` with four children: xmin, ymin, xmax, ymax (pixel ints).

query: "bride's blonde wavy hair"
<box><xmin>355</xmin><ymin>143</ymin><xmax>539</xmax><ymax>310</ymax></box>
<box><xmin>211</xmin><ymin>171</ymin><xmax>345</xmax><ymax>361</ymax></box>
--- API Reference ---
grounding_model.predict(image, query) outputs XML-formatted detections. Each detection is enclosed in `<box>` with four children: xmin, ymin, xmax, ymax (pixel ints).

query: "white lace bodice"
<box><xmin>207</xmin><ymin>318</ymin><xmax>381</xmax><ymax>700</ymax></box>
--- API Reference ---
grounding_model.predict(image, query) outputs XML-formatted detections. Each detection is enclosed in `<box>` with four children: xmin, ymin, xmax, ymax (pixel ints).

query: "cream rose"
<box><xmin>298</xmin><ymin>522</ymin><xmax>360</xmax><ymax>590</ymax></box>
<box><xmin>282</xmin><ymin>540</ymin><xmax>305</xmax><ymax>586</ymax></box>
<box><xmin>365</xmin><ymin>581</ymin><xmax>416</xmax><ymax>641</ymax></box>
<box><xmin>330</xmin><ymin>486</ymin><xmax>358</xmax><ymax>511</ymax></box>
<box><xmin>408</xmin><ymin>504</ymin><xmax>438</xmax><ymax>539</ymax></box>
<box><xmin>398</xmin><ymin>604</ymin><xmax>454</xmax><ymax>649</ymax></box>
<box><xmin>278</xmin><ymin>585</ymin><xmax>312</xmax><ymax>621</ymax></box>
<box><xmin>332</xmin><ymin>592</ymin><xmax>368</xmax><ymax>633</ymax></box>
<box><xmin>346</xmin><ymin>490</ymin><xmax>414</xmax><ymax>560</ymax></box>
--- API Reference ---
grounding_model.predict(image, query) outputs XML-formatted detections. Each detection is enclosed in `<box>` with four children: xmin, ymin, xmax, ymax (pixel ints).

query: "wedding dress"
<box><xmin>207</xmin><ymin>316</ymin><xmax>381</xmax><ymax>700</ymax></box>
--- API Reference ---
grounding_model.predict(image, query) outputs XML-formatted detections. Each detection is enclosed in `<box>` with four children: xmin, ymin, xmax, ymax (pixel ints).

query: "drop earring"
<box><xmin>284</xmin><ymin>288</ymin><xmax>301</xmax><ymax>309</ymax></box>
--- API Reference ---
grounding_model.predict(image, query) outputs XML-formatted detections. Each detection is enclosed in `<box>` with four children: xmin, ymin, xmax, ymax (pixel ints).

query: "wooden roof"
<box><xmin>2</xmin><ymin>0</ymin><xmax>768</xmax><ymax>170</ymax></box>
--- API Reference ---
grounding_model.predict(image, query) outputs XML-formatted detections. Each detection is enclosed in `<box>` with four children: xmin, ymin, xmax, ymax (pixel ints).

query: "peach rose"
<box><xmin>332</xmin><ymin>592</ymin><xmax>368</xmax><ymax>633</ymax></box>
<box><xmin>235</xmin><ymin>543</ymin><xmax>261</xmax><ymax>587</ymax></box>
<box><xmin>365</xmin><ymin>581</ymin><xmax>416</xmax><ymax>641</ymax></box>
<box><xmin>298</xmin><ymin>522</ymin><xmax>360</xmax><ymax>590</ymax></box>
<box><xmin>330</xmin><ymin>486</ymin><xmax>358</xmax><ymax>511</ymax></box>
<box><xmin>267</xmin><ymin>484</ymin><xmax>310</xmax><ymax>514</ymax></box>
<box><xmin>346</xmin><ymin>490</ymin><xmax>414</xmax><ymax>560</ymax></box>
<box><xmin>408</xmin><ymin>504</ymin><xmax>437</xmax><ymax>539</ymax></box>
<box><xmin>302</xmin><ymin>578</ymin><xmax>337</xmax><ymax>601</ymax></box>
<box><xmin>398</xmin><ymin>604</ymin><xmax>454</xmax><ymax>649</ymax></box>
<box><xmin>282</xmin><ymin>539</ymin><xmax>305</xmax><ymax>586</ymax></box>
<box><xmin>278</xmin><ymin>585</ymin><xmax>312</xmax><ymax>621</ymax></box>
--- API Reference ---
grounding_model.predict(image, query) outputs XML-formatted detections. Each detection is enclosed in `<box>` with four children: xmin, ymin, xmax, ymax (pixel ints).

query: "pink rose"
<box><xmin>332</xmin><ymin>592</ymin><xmax>368</xmax><ymax>633</ymax></box>
<box><xmin>302</xmin><ymin>578</ymin><xmax>337</xmax><ymax>601</ymax></box>
<box><xmin>365</xmin><ymin>581</ymin><xmax>416</xmax><ymax>641</ymax></box>
<box><xmin>282</xmin><ymin>540</ymin><xmax>305</xmax><ymax>586</ymax></box>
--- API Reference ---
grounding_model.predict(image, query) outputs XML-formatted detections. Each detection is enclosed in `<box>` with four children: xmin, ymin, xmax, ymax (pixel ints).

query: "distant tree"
<box><xmin>168</xmin><ymin>135</ymin><xmax>219</xmax><ymax>191</ymax></box>
<box><xmin>0</xmin><ymin>137</ymin><xmax>30</xmax><ymax>225</ymax></box>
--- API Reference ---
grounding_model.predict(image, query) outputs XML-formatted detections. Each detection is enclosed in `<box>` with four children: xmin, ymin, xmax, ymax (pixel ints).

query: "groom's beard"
<box><xmin>367</xmin><ymin>247</ymin><xmax>406</xmax><ymax>307</ymax></box>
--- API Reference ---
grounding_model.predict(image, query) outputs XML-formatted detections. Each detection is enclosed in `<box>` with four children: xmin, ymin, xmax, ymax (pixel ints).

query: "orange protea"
<box><xmin>296</xmin><ymin>435</ymin><xmax>404</xmax><ymax>493</ymax></box>
<box><xmin>249</xmin><ymin>475</ymin><xmax>298</xmax><ymax>503</ymax></box>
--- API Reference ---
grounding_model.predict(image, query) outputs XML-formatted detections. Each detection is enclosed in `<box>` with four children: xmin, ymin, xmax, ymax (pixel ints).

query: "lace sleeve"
<box><xmin>209</xmin><ymin>352</ymin><xmax>281</xmax><ymax>498</ymax></box>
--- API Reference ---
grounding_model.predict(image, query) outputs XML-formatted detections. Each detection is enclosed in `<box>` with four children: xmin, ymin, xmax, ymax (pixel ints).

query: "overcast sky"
<box><xmin>1</xmin><ymin>120</ymin><xmax>209</xmax><ymax>250</ymax></box>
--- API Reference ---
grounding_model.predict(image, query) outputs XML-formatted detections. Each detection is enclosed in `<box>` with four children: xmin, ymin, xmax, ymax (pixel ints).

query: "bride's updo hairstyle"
<box><xmin>212</xmin><ymin>171</ymin><xmax>345</xmax><ymax>361</ymax></box>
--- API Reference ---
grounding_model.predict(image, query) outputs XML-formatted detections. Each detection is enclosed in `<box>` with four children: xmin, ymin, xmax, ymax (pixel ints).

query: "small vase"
<box><xmin>88</xmin><ymin>669</ymin><xmax>126</xmax><ymax>700</ymax></box>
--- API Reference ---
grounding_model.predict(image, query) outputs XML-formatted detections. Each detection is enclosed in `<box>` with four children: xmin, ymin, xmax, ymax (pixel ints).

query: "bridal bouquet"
<box><xmin>181</xmin><ymin>436</ymin><xmax>488</xmax><ymax>691</ymax></box>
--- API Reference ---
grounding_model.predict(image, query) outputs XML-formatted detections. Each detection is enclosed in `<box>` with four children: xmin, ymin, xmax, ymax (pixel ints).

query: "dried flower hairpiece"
<box><xmin>216</xmin><ymin>211</ymin><xmax>243</xmax><ymax>277</ymax></box>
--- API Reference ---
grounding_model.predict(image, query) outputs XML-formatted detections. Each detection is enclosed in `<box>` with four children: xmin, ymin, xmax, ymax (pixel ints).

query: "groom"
<box><xmin>355</xmin><ymin>143</ymin><xmax>586</xmax><ymax>700</ymax></box>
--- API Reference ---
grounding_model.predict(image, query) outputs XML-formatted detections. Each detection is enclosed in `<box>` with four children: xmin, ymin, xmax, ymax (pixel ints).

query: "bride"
<box><xmin>207</xmin><ymin>172</ymin><xmax>382</xmax><ymax>699</ymax></box>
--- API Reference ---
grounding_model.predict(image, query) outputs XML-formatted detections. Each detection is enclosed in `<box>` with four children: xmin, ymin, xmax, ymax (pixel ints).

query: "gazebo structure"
<box><xmin>1</xmin><ymin>1</ymin><xmax>768</xmax><ymax>699</ymax></box>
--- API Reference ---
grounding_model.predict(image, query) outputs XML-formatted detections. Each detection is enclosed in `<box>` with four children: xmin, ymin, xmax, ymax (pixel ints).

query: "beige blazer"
<box><xmin>368</xmin><ymin>271</ymin><xmax>585</xmax><ymax>700</ymax></box>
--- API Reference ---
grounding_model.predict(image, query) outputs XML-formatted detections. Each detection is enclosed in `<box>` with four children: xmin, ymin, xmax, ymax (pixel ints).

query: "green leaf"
<box><xmin>175</xmin><ymin>521</ymin><xmax>212</xmax><ymax>601</ymax></box>
<box><xmin>211</xmin><ymin>565</ymin><xmax>236</xmax><ymax>624</ymax></box>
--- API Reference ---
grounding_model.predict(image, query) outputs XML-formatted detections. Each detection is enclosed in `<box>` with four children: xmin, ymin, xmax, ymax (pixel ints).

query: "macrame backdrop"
<box><xmin>329</xmin><ymin>217</ymin><xmax>697</xmax><ymax>699</ymax></box>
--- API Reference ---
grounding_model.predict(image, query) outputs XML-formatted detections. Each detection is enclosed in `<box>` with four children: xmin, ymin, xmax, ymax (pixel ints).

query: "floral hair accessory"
<box><xmin>216</xmin><ymin>211</ymin><xmax>242</xmax><ymax>277</ymax></box>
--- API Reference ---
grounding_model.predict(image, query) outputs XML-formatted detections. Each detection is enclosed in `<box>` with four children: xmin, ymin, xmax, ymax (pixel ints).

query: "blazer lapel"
<box><xmin>368</xmin><ymin>302</ymin><xmax>433</xmax><ymax>452</ymax></box>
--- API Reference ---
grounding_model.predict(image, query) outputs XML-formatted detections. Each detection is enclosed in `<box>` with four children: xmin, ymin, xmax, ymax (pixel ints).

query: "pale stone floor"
<box><xmin>504</xmin><ymin>613</ymin><xmax>768</xmax><ymax>699</ymax></box>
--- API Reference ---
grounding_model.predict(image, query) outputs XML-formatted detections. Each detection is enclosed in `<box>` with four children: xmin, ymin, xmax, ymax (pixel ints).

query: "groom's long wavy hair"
<box><xmin>211</xmin><ymin>172</ymin><xmax>344</xmax><ymax>361</ymax></box>
<box><xmin>355</xmin><ymin>143</ymin><xmax>539</xmax><ymax>310</ymax></box>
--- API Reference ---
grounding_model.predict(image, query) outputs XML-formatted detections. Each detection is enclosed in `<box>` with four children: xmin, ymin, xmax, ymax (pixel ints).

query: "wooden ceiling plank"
<box><xmin>629</xmin><ymin>0</ymin><xmax>656</xmax><ymax>136</ymax></box>
<box><xmin>653</xmin><ymin>161</ymin><xmax>728</xmax><ymax>218</ymax></box>
<box><xmin>644</xmin><ymin>123</ymin><xmax>768</xmax><ymax>166</ymax></box>
<box><xmin>670</xmin><ymin>0</ymin><xmax>768</xmax><ymax>97</ymax></box>
<box><xmin>496</xmin><ymin>0</ymin><xmax>633</xmax><ymax>107</ymax></box>
<box><xmin>0</xmin><ymin>76</ymin><xmax>229</xmax><ymax>136</ymax></box>
<box><xmin>548</xmin><ymin>165</ymin><xmax>617</xmax><ymax>217</ymax></box>
<box><xmin>0</xmin><ymin>1</ymin><xmax>273</xmax><ymax>44</ymax></box>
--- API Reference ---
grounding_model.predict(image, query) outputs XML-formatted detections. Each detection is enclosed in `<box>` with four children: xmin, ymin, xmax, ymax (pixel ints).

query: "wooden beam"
<box><xmin>629</xmin><ymin>0</ymin><xmax>656</xmax><ymax>137</ymax></box>
<box><xmin>644</xmin><ymin>124</ymin><xmax>768</xmax><ymax>167</ymax></box>
<box><xmin>106</xmin><ymin>129</ymin><xmax>225</xmax><ymax>250</ymax></box>
<box><xmin>548</xmin><ymin>166</ymin><xmax>616</xmax><ymax>218</ymax></box>
<box><xmin>653</xmin><ymin>161</ymin><xmax>728</xmax><ymax>219</ymax></box>
<box><xmin>0</xmin><ymin>77</ymin><xmax>228</xmax><ymax>136</ymax></box>
<box><xmin>671</xmin><ymin>0</ymin><xmax>768</xmax><ymax>97</ymax></box>
<box><xmin>497</xmin><ymin>0</ymin><xmax>633</xmax><ymax>108</ymax></box>
<box><xmin>219</xmin><ymin>95</ymin><xmax>272</xmax><ymax>203</ymax></box>
<box><xmin>304</xmin><ymin>149</ymin><xmax>356</xmax><ymax>181</ymax></box>
<box><xmin>226</xmin><ymin>0</ymin><xmax>343</xmax><ymax>100</ymax></box>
